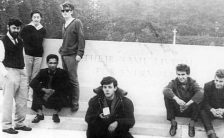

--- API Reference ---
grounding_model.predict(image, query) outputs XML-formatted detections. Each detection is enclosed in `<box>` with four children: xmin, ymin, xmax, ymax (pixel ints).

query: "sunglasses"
<box><xmin>61</xmin><ymin>9</ymin><xmax>71</xmax><ymax>13</ymax></box>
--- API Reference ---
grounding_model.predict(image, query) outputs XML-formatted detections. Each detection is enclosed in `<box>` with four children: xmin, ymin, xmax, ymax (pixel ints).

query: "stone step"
<box><xmin>1</xmin><ymin>90</ymin><xmax>224</xmax><ymax>137</ymax></box>
<box><xmin>25</xmin><ymin>101</ymin><xmax>224</xmax><ymax>138</ymax></box>
<box><xmin>24</xmin><ymin>114</ymin><xmax>224</xmax><ymax>138</ymax></box>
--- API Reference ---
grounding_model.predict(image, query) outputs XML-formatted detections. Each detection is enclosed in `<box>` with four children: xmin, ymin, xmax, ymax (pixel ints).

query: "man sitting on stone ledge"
<box><xmin>30</xmin><ymin>54</ymin><xmax>71</xmax><ymax>123</ymax></box>
<box><xmin>163</xmin><ymin>64</ymin><xmax>203</xmax><ymax>137</ymax></box>
<box><xmin>200</xmin><ymin>69</ymin><xmax>224</xmax><ymax>138</ymax></box>
<box><xmin>85</xmin><ymin>76</ymin><xmax>135</xmax><ymax>138</ymax></box>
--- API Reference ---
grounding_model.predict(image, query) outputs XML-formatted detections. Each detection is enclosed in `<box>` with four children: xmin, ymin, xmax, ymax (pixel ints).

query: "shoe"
<box><xmin>32</xmin><ymin>114</ymin><xmax>44</xmax><ymax>123</ymax></box>
<box><xmin>169</xmin><ymin>123</ymin><xmax>177</xmax><ymax>136</ymax></box>
<box><xmin>71</xmin><ymin>103</ymin><xmax>79</xmax><ymax>112</ymax></box>
<box><xmin>2</xmin><ymin>128</ymin><xmax>18</xmax><ymax>134</ymax></box>
<box><xmin>188</xmin><ymin>125</ymin><xmax>195</xmax><ymax>137</ymax></box>
<box><xmin>52</xmin><ymin>114</ymin><xmax>60</xmax><ymax>123</ymax></box>
<box><xmin>208</xmin><ymin>133</ymin><xmax>218</xmax><ymax>138</ymax></box>
<box><xmin>15</xmin><ymin>126</ymin><xmax>32</xmax><ymax>131</ymax></box>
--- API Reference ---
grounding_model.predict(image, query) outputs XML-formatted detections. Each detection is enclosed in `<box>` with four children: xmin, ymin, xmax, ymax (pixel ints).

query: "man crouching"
<box><xmin>85</xmin><ymin>76</ymin><xmax>135</xmax><ymax>138</ymax></box>
<box><xmin>163</xmin><ymin>64</ymin><xmax>203</xmax><ymax>137</ymax></box>
<box><xmin>200</xmin><ymin>69</ymin><xmax>224</xmax><ymax>138</ymax></box>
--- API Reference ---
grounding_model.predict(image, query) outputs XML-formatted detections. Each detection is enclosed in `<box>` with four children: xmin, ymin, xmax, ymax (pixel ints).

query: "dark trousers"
<box><xmin>61</xmin><ymin>55</ymin><xmax>79</xmax><ymax>105</ymax></box>
<box><xmin>86</xmin><ymin>124</ymin><xmax>133</xmax><ymax>138</ymax></box>
<box><xmin>164</xmin><ymin>97</ymin><xmax>200</xmax><ymax>121</ymax></box>
<box><xmin>200</xmin><ymin>109</ymin><xmax>224</xmax><ymax>132</ymax></box>
<box><xmin>31</xmin><ymin>90</ymin><xmax>63</xmax><ymax>112</ymax></box>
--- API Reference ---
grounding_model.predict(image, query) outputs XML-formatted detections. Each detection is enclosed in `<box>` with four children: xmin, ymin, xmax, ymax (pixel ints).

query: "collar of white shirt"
<box><xmin>6</xmin><ymin>32</ymin><xmax>18</xmax><ymax>45</ymax></box>
<box><xmin>28</xmin><ymin>22</ymin><xmax>43</xmax><ymax>30</ymax></box>
<box><xmin>64</xmin><ymin>18</ymin><xmax>75</xmax><ymax>28</ymax></box>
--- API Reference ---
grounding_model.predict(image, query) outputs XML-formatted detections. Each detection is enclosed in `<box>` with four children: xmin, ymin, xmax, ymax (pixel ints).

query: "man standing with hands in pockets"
<box><xmin>0</xmin><ymin>18</ymin><xmax>32</xmax><ymax>134</ymax></box>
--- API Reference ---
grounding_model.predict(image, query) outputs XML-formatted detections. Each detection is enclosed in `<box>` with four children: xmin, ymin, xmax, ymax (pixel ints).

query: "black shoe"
<box><xmin>169</xmin><ymin>123</ymin><xmax>177</xmax><ymax>136</ymax></box>
<box><xmin>15</xmin><ymin>126</ymin><xmax>32</xmax><ymax>131</ymax></box>
<box><xmin>71</xmin><ymin>103</ymin><xmax>79</xmax><ymax>112</ymax></box>
<box><xmin>188</xmin><ymin>125</ymin><xmax>195</xmax><ymax>137</ymax></box>
<box><xmin>208</xmin><ymin>133</ymin><xmax>218</xmax><ymax>138</ymax></box>
<box><xmin>2</xmin><ymin>128</ymin><xmax>18</xmax><ymax>134</ymax></box>
<box><xmin>32</xmin><ymin>114</ymin><xmax>44</xmax><ymax>123</ymax></box>
<box><xmin>52</xmin><ymin>114</ymin><xmax>60</xmax><ymax>123</ymax></box>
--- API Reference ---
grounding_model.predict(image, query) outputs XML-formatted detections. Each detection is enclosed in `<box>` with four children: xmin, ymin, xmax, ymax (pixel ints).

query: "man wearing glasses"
<box><xmin>59</xmin><ymin>2</ymin><xmax>85</xmax><ymax>112</ymax></box>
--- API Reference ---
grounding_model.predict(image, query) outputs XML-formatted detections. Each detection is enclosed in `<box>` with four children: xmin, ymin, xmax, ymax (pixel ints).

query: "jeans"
<box><xmin>61</xmin><ymin>55</ymin><xmax>79</xmax><ymax>105</ymax></box>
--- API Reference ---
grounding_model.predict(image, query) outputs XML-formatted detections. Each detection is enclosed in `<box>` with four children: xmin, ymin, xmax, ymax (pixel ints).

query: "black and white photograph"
<box><xmin>0</xmin><ymin>0</ymin><xmax>224</xmax><ymax>138</ymax></box>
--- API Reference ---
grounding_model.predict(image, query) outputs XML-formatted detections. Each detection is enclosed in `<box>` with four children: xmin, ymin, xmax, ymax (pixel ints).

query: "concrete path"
<box><xmin>0</xmin><ymin>114</ymin><xmax>163</xmax><ymax>138</ymax></box>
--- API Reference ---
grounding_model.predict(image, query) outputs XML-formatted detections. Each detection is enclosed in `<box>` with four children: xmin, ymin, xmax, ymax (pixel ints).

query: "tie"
<box><xmin>14</xmin><ymin>39</ymin><xmax>18</xmax><ymax>45</ymax></box>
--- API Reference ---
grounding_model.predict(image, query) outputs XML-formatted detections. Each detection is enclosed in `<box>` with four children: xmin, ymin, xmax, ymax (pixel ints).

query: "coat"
<box><xmin>30</xmin><ymin>68</ymin><xmax>72</xmax><ymax>108</ymax></box>
<box><xmin>163</xmin><ymin>77</ymin><xmax>203</xmax><ymax>104</ymax></box>
<box><xmin>85</xmin><ymin>87</ymin><xmax>135</xmax><ymax>138</ymax></box>
<box><xmin>203</xmin><ymin>80</ymin><xmax>224</xmax><ymax>111</ymax></box>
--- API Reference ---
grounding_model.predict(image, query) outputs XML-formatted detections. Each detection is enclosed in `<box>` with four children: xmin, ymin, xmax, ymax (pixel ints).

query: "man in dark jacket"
<box><xmin>85</xmin><ymin>76</ymin><xmax>135</xmax><ymax>138</ymax></box>
<box><xmin>200</xmin><ymin>69</ymin><xmax>224</xmax><ymax>138</ymax></box>
<box><xmin>163</xmin><ymin>64</ymin><xmax>203</xmax><ymax>137</ymax></box>
<box><xmin>30</xmin><ymin>54</ymin><xmax>71</xmax><ymax>123</ymax></box>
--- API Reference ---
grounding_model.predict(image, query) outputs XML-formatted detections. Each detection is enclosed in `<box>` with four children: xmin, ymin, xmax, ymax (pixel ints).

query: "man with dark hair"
<box><xmin>20</xmin><ymin>10</ymin><xmax>46</xmax><ymax>84</ymax></box>
<box><xmin>30</xmin><ymin>54</ymin><xmax>71</xmax><ymax>123</ymax></box>
<box><xmin>0</xmin><ymin>18</ymin><xmax>32</xmax><ymax>134</ymax></box>
<box><xmin>163</xmin><ymin>64</ymin><xmax>203</xmax><ymax>137</ymax></box>
<box><xmin>20</xmin><ymin>10</ymin><xmax>46</xmax><ymax>103</ymax></box>
<box><xmin>85</xmin><ymin>76</ymin><xmax>135</xmax><ymax>138</ymax></box>
<box><xmin>200</xmin><ymin>69</ymin><xmax>224</xmax><ymax>138</ymax></box>
<box><xmin>59</xmin><ymin>2</ymin><xmax>85</xmax><ymax>112</ymax></box>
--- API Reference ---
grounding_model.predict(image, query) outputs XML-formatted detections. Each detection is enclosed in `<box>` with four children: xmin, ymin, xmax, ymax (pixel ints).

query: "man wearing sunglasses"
<box><xmin>59</xmin><ymin>2</ymin><xmax>85</xmax><ymax>112</ymax></box>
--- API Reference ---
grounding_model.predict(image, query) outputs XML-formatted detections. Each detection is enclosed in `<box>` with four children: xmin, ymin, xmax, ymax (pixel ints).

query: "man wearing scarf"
<box><xmin>163</xmin><ymin>64</ymin><xmax>203</xmax><ymax>137</ymax></box>
<box><xmin>85</xmin><ymin>76</ymin><xmax>135</xmax><ymax>138</ymax></box>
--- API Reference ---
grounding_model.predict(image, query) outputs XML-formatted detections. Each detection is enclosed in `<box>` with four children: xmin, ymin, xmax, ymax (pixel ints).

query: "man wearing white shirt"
<box><xmin>0</xmin><ymin>18</ymin><xmax>32</xmax><ymax>134</ymax></box>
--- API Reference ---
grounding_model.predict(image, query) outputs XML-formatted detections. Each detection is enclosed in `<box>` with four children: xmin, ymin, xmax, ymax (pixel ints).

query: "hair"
<box><xmin>215</xmin><ymin>69</ymin><xmax>224</xmax><ymax>79</ymax></box>
<box><xmin>176</xmin><ymin>64</ymin><xmax>190</xmax><ymax>75</ymax></box>
<box><xmin>46</xmin><ymin>54</ymin><xmax>59</xmax><ymax>63</ymax></box>
<box><xmin>61</xmin><ymin>2</ymin><xmax>74</xmax><ymax>11</ymax></box>
<box><xmin>31</xmin><ymin>10</ymin><xmax>42</xmax><ymax>18</ymax></box>
<box><xmin>8</xmin><ymin>18</ymin><xmax>22</xmax><ymax>27</ymax></box>
<box><xmin>100</xmin><ymin>76</ymin><xmax>118</xmax><ymax>87</ymax></box>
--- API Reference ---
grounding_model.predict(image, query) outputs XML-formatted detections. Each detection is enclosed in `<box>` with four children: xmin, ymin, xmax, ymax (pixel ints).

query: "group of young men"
<box><xmin>0</xmin><ymin>2</ymin><xmax>135</xmax><ymax>138</ymax></box>
<box><xmin>0</xmin><ymin>1</ymin><xmax>223</xmax><ymax>138</ymax></box>
<box><xmin>163</xmin><ymin>64</ymin><xmax>224</xmax><ymax>138</ymax></box>
<box><xmin>0</xmin><ymin>2</ymin><xmax>85</xmax><ymax>135</ymax></box>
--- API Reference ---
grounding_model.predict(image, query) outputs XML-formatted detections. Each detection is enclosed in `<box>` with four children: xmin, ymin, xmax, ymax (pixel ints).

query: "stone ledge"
<box><xmin>25</xmin><ymin>109</ymin><xmax>224</xmax><ymax>138</ymax></box>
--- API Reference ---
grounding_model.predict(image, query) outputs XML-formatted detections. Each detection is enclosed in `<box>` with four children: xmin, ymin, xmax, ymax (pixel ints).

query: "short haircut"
<box><xmin>215</xmin><ymin>69</ymin><xmax>224</xmax><ymax>79</ymax></box>
<box><xmin>31</xmin><ymin>10</ymin><xmax>42</xmax><ymax>18</ymax></box>
<box><xmin>176</xmin><ymin>64</ymin><xmax>190</xmax><ymax>75</ymax></box>
<box><xmin>100</xmin><ymin>76</ymin><xmax>118</xmax><ymax>87</ymax></box>
<box><xmin>61</xmin><ymin>2</ymin><xmax>74</xmax><ymax>11</ymax></box>
<box><xmin>46</xmin><ymin>54</ymin><xmax>59</xmax><ymax>63</ymax></box>
<box><xmin>8</xmin><ymin>18</ymin><xmax>22</xmax><ymax>27</ymax></box>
